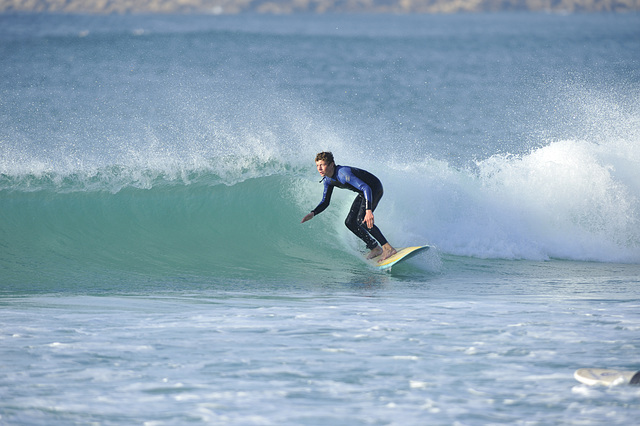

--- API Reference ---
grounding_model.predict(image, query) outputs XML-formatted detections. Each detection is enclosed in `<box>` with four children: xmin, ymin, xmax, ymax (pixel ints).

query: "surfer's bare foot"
<box><xmin>378</xmin><ymin>244</ymin><xmax>397</xmax><ymax>262</ymax></box>
<box><xmin>366</xmin><ymin>246</ymin><xmax>383</xmax><ymax>259</ymax></box>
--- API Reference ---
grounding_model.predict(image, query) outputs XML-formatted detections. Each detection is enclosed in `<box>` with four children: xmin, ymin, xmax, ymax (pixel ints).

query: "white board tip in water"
<box><xmin>574</xmin><ymin>368</ymin><xmax>640</xmax><ymax>386</ymax></box>
<box><xmin>370</xmin><ymin>245</ymin><xmax>429</xmax><ymax>271</ymax></box>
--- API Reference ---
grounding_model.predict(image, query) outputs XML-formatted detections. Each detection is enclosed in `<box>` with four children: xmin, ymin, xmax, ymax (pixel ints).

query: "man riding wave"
<box><xmin>301</xmin><ymin>152</ymin><xmax>397</xmax><ymax>262</ymax></box>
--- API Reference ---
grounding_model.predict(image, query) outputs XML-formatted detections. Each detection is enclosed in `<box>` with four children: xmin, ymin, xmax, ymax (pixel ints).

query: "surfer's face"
<box><xmin>316</xmin><ymin>160</ymin><xmax>334</xmax><ymax>178</ymax></box>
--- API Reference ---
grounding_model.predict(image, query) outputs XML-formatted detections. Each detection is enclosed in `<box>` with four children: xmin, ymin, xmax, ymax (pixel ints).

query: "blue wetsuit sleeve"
<box><xmin>312</xmin><ymin>181</ymin><xmax>333</xmax><ymax>215</ymax></box>
<box><xmin>339</xmin><ymin>167</ymin><xmax>373</xmax><ymax>210</ymax></box>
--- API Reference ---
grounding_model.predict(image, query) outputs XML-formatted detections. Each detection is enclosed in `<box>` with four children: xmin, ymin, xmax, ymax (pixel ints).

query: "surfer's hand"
<box><xmin>301</xmin><ymin>212</ymin><xmax>314</xmax><ymax>223</ymax></box>
<box><xmin>363</xmin><ymin>210</ymin><xmax>374</xmax><ymax>229</ymax></box>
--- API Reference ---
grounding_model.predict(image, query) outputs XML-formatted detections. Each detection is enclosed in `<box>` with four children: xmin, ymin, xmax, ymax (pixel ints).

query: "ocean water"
<box><xmin>1</xmin><ymin>12</ymin><xmax>640</xmax><ymax>425</ymax></box>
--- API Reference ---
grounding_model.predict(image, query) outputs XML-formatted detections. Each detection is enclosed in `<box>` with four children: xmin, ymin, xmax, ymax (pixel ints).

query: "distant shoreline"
<box><xmin>1</xmin><ymin>0</ymin><xmax>639</xmax><ymax>15</ymax></box>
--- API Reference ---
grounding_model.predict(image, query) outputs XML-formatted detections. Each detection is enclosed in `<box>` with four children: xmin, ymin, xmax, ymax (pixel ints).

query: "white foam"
<box><xmin>384</xmin><ymin>133</ymin><xmax>639</xmax><ymax>263</ymax></box>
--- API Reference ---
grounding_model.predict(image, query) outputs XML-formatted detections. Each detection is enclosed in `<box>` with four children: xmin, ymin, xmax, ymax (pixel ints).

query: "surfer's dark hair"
<box><xmin>315</xmin><ymin>151</ymin><xmax>334</xmax><ymax>164</ymax></box>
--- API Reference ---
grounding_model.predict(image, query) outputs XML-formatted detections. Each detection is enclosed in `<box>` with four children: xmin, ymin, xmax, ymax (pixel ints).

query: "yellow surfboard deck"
<box><xmin>371</xmin><ymin>245</ymin><xmax>429</xmax><ymax>271</ymax></box>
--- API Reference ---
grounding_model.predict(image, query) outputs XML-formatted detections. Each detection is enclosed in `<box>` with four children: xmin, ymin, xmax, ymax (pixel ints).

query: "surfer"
<box><xmin>301</xmin><ymin>152</ymin><xmax>397</xmax><ymax>262</ymax></box>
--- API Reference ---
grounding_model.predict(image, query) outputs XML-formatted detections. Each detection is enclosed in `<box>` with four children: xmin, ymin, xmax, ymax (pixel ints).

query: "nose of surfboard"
<box><xmin>574</xmin><ymin>368</ymin><xmax>640</xmax><ymax>386</ymax></box>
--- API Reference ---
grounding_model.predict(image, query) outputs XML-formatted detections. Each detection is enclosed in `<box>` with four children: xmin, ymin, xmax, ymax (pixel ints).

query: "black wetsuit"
<box><xmin>311</xmin><ymin>165</ymin><xmax>388</xmax><ymax>250</ymax></box>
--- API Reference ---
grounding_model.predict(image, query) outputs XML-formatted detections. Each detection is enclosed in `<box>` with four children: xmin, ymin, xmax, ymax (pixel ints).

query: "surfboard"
<box><xmin>371</xmin><ymin>245</ymin><xmax>429</xmax><ymax>271</ymax></box>
<box><xmin>574</xmin><ymin>368</ymin><xmax>640</xmax><ymax>386</ymax></box>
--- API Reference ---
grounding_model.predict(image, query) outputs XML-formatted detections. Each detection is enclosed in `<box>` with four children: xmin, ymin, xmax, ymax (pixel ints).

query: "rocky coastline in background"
<box><xmin>1</xmin><ymin>0</ymin><xmax>639</xmax><ymax>14</ymax></box>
